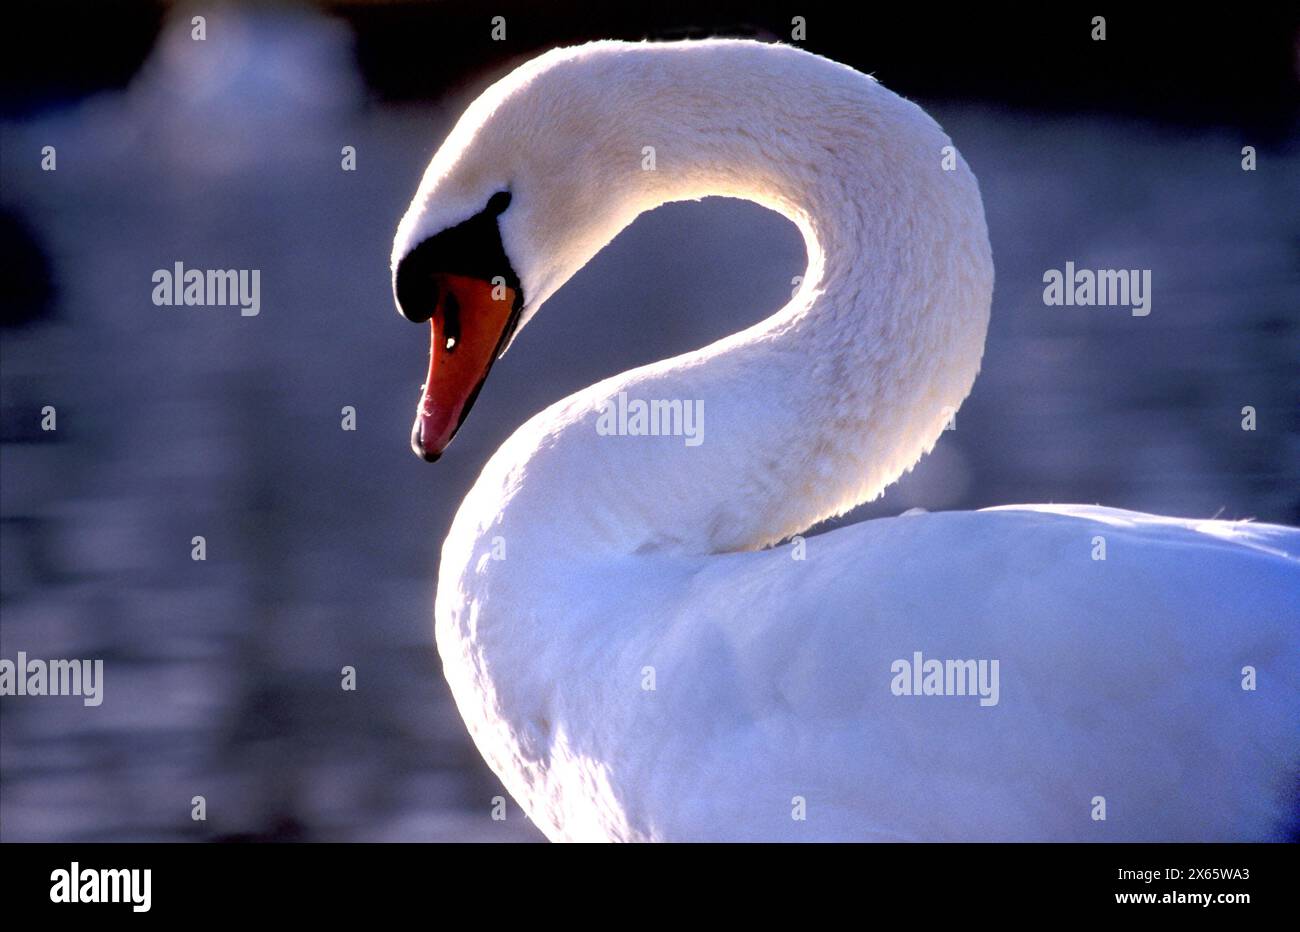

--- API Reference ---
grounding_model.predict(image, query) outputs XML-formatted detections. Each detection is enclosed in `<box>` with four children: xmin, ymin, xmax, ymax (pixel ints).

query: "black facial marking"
<box><xmin>394</xmin><ymin>190</ymin><xmax>520</xmax><ymax>326</ymax></box>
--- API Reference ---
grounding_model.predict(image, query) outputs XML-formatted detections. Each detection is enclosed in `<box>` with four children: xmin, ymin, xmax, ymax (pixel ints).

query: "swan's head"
<box><xmin>391</xmin><ymin>44</ymin><xmax>649</xmax><ymax>461</ymax></box>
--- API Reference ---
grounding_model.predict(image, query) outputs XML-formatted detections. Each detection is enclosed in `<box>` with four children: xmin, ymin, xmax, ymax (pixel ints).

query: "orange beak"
<box><xmin>412</xmin><ymin>273</ymin><xmax>519</xmax><ymax>461</ymax></box>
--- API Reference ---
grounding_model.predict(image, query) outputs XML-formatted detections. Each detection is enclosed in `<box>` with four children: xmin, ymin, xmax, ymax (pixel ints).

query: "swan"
<box><xmin>389</xmin><ymin>39</ymin><xmax>1299</xmax><ymax>841</ymax></box>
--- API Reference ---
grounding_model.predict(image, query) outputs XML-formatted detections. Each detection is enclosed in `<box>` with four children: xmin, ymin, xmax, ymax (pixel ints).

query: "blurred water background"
<box><xmin>1</xmin><ymin>4</ymin><xmax>1297</xmax><ymax>841</ymax></box>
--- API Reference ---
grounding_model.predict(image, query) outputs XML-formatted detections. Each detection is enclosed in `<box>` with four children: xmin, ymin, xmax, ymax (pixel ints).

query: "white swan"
<box><xmin>390</xmin><ymin>40</ymin><xmax>1299</xmax><ymax>841</ymax></box>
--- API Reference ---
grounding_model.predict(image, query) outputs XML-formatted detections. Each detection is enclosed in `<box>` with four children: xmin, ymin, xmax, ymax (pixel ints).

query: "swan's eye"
<box><xmin>486</xmin><ymin>190</ymin><xmax>512</xmax><ymax>216</ymax></box>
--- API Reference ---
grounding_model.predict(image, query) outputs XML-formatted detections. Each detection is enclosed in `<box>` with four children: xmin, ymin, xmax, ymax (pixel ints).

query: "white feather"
<box><xmin>396</xmin><ymin>40</ymin><xmax>1300</xmax><ymax>841</ymax></box>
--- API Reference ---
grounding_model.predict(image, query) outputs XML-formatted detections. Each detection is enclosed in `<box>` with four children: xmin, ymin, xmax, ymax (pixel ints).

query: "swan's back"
<box><xmin>602</xmin><ymin>506</ymin><xmax>1300</xmax><ymax>841</ymax></box>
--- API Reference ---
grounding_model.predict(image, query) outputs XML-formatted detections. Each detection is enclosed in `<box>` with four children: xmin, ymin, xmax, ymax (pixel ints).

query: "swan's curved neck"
<box><xmin>452</xmin><ymin>45</ymin><xmax>993</xmax><ymax>561</ymax></box>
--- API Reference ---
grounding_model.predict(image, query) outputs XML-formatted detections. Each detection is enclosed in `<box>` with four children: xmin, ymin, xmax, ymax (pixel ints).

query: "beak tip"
<box><xmin>410</xmin><ymin>422</ymin><xmax>442</xmax><ymax>463</ymax></box>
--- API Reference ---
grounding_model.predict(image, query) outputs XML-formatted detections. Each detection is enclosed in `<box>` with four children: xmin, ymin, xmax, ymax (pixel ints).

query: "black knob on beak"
<box><xmin>394</xmin><ymin>258</ymin><xmax>438</xmax><ymax>323</ymax></box>
<box><xmin>392</xmin><ymin>189</ymin><xmax>515</xmax><ymax>325</ymax></box>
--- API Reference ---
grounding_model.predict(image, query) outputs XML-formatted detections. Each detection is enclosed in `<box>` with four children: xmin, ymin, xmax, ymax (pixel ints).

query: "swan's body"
<box><xmin>391</xmin><ymin>40</ymin><xmax>1300</xmax><ymax>841</ymax></box>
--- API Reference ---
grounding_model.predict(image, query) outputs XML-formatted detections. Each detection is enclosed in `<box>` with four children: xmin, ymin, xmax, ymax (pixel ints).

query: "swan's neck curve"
<box><xmin>429</xmin><ymin>43</ymin><xmax>993</xmax><ymax>838</ymax></box>
<box><xmin>445</xmin><ymin>42</ymin><xmax>993</xmax><ymax>568</ymax></box>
